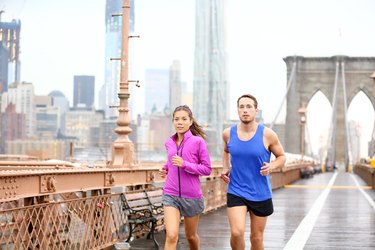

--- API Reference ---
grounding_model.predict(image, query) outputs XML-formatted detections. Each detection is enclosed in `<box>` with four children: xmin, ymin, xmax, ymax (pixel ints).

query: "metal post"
<box><xmin>110</xmin><ymin>0</ymin><xmax>135</xmax><ymax>168</ymax></box>
<box><xmin>298</xmin><ymin>105</ymin><xmax>307</xmax><ymax>161</ymax></box>
<box><xmin>0</xmin><ymin>10</ymin><xmax>4</xmax><ymax>23</ymax></box>
<box><xmin>69</xmin><ymin>142</ymin><xmax>73</xmax><ymax>161</ymax></box>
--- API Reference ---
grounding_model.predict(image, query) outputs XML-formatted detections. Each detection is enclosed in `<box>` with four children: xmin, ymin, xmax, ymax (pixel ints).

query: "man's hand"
<box><xmin>221</xmin><ymin>169</ymin><xmax>230</xmax><ymax>184</ymax></box>
<box><xmin>260</xmin><ymin>162</ymin><xmax>272</xmax><ymax>176</ymax></box>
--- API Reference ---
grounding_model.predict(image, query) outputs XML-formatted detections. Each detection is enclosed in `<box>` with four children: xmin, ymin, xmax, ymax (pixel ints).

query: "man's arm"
<box><xmin>221</xmin><ymin>128</ymin><xmax>231</xmax><ymax>183</ymax></box>
<box><xmin>266</xmin><ymin>128</ymin><xmax>286</xmax><ymax>171</ymax></box>
<box><xmin>261</xmin><ymin>128</ymin><xmax>286</xmax><ymax>176</ymax></box>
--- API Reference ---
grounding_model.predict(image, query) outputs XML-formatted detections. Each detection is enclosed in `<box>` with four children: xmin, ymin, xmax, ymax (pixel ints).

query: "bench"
<box><xmin>121</xmin><ymin>189</ymin><xmax>164</xmax><ymax>248</ymax></box>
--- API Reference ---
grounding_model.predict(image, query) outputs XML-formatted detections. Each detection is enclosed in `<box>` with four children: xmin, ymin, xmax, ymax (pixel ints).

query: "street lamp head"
<box><xmin>298</xmin><ymin>105</ymin><xmax>307</xmax><ymax>124</ymax></box>
<box><xmin>371</xmin><ymin>72</ymin><xmax>375</xmax><ymax>97</ymax></box>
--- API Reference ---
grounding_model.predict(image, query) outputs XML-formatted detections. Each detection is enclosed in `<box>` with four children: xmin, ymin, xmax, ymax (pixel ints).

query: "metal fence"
<box><xmin>0</xmin><ymin>193</ymin><xmax>127</xmax><ymax>250</ymax></box>
<box><xmin>0</xmin><ymin>177</ymin><xmax>228</xmax><ymax>250</ymax></box>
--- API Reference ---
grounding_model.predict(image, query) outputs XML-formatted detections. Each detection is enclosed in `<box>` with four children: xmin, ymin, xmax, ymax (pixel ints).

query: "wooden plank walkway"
<box><xmin>126</xmin><ymin>171</ymin><xmax>375</xmax><ymax>249</ymax></box>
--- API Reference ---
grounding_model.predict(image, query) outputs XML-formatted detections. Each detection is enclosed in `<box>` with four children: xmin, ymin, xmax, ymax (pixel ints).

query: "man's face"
<box><xmin>237</xmin><ymin>97</ymin><xmax>258</xmax><ymax>124</ymax></box>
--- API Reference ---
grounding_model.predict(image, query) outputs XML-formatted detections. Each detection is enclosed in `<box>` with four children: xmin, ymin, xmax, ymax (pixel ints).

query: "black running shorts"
<box><xmin>227</xmin><ymin>193</ymin><xmax>274</xmax><ymax>217</ymax></box>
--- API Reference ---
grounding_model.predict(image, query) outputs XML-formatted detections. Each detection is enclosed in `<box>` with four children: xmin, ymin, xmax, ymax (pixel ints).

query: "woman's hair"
<box><xmin>173</xmin><ymin>105</ymin><xmax>207</xmax><ymax>140</ymax></box>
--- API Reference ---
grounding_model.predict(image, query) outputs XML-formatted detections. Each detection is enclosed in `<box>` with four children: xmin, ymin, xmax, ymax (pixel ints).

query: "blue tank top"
<box><xmin>227</xmin><ymin>124</ymin><xmax>272</xmax><ymax>201</ymax></box>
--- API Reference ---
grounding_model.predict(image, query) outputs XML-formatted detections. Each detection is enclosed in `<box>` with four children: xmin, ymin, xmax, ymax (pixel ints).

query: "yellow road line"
<box><xmin>284</xmin><ymin>184</ymin><xmax>372</xmax><ymax>189</ymax></box>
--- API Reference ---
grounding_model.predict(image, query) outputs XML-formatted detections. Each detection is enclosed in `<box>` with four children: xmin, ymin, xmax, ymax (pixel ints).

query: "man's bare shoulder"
<box><xmin>222</xmin><ymin>127</ymin><xmax>231</xmax><ymax>140</ymax></box>
<box><xmin>223</xmin><ymin>127</ymin><xmax>231</xmax><ymax>134</ymax></box>
<box><xmin>263</xmin><ymin>126</ymin><xmax>275</xmax><ymax>135</ymax></box>
<box><xmin>263</xmin><ymin>126</ymin><xmax>278</xmax><ymax>138</ymax></box>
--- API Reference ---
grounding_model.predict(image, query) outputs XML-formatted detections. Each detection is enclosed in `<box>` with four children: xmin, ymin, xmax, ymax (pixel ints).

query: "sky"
<box><xmin>1</xmin><ymin>0</ymin><xmax>375</xmax><ymax>157</ymax></box>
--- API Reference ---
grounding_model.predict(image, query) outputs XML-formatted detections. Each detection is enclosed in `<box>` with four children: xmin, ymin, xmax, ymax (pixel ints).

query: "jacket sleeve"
<box><xmin>181</xmin><ymin>139</ymin><xmax>212</xmax><ymax>176</ymax></box>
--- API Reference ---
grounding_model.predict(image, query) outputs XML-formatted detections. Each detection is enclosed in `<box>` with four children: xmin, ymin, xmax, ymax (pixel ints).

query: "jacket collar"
<box><xmin>172</xmin><ymin>129</ymin><xmax>193</xmax><ymax>143</ymax></box>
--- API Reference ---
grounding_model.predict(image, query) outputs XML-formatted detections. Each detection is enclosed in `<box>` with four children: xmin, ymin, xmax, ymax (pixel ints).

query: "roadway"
<box><xmin>128</xmin><ymin>171</ymin><xmax>375</xmax><ymax>249</ymax></box>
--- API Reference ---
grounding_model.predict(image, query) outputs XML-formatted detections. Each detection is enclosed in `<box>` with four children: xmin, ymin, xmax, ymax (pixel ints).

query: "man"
<box><xmin>221</xmin><ymin>94</ymin><xmax>286</xmax><ymax>250</ymax></box>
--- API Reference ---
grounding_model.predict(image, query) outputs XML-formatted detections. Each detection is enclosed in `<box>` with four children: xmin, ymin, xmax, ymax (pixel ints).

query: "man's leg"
<box><xmin>227</xmin><ymin>206</ymin><xmax>247</xmax><ymax>250</ymax></box>
<box><xmin>249</xmin><ymin>211</ymin><xmax>267</xmax><ymax>250</ymax></box>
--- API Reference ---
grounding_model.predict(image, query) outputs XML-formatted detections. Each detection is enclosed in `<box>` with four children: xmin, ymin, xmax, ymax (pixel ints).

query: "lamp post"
<box><xmin>110</xmin><ymin>0</ymin><xmax>135</xmax><ymax>168</ymax></box>
<box><xmin>298</xmin><ymin>105</ymin><xmax>307</xmax><ymax>161</ymax></box>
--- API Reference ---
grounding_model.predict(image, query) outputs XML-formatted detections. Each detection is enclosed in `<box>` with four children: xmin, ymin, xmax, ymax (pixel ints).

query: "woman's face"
<box><xmin>173</xmin><ymin>110</ymin><xmax>193</xmax><ymax>134</ymax></box>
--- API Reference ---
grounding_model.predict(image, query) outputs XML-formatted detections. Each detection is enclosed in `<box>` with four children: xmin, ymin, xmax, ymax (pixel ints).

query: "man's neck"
<box><xmin>239</xmin><ymin>121</ymin><xmax>258</xmax><ymax>132</ymax></box>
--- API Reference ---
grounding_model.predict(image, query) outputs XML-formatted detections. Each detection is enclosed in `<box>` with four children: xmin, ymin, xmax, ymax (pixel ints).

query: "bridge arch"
<box><xmin>284</xmin><ymin>55</ymin><xmax>375</xmax><ymax>168</ymax></box>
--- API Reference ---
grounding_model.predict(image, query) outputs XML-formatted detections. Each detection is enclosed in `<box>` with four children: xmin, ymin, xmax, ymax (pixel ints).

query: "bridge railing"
<box><xmin>0</xmin><ymin>155</ymin><xmax>317</xmax><ymax>248</ymax></box>
<box><xmin>354</xmin><ymin>162</ymin><xmax>375</xmax><ymax>189</ymax></box>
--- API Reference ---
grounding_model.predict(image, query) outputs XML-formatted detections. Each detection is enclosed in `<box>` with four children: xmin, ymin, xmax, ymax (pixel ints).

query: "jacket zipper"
<box><xmin>176</xmin><ymin>141</ymin><xmax>184</xmax><ymax>197</ymax></box>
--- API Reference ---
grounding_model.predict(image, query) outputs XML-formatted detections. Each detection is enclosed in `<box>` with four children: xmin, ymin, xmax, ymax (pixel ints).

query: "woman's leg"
<box><xmin>184</xmin><ymin>215</ymin><xmax>200</xmax><ymax>250</ymax></box>
<box><xmin>164</xmin><ymin>206</ymin><xmax>181</xmax><ymax>250</ymax></box>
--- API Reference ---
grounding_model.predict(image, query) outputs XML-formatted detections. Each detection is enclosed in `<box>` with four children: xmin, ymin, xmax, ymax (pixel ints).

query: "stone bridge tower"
<box><xmin>284</xmin><ymin>56</ymin><xmax>375</xmax><ymax>169</ymax></box>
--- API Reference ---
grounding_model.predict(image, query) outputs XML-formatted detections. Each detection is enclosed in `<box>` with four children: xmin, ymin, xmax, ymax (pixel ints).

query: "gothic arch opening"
<box><xmin>306</xmin><ymin>91</ymin><xmax>332</xmax><ymax>160</ymax></box>
<box><xmin>347</xmin><ymin>91</ymin><xmax>375</xmax><ymax>162</ymax></box>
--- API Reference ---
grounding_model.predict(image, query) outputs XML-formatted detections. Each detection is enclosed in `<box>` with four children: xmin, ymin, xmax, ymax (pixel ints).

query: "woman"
<box><xmin>159</xmin><ymin>105</ymin><xmax>212</xmax><ymax>250</ymax></box>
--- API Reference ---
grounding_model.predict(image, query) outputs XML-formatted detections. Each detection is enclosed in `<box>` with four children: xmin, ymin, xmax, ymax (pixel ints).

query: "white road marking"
<box><xmin>283</xmin><ymin>172</ymin><xmax>338</xmax><ymax>250</ymax></box>
<box><xmin>350</xmin><ymin>173</ymin><xmax>375</xmax><ymax>210</ymax></box>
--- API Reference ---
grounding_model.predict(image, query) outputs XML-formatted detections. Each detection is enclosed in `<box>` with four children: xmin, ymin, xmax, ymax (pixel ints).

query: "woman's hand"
<box><xmin>159</xmin><ymin>166</ymin><xmax>168</xmax><ymax>178</ymax></box>
<box><xmin>172</xmin><ymin>155</ymin><xmax>184</xmax><ymax>167</ymax></box>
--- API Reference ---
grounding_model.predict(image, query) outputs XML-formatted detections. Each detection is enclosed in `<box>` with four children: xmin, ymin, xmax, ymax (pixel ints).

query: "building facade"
<box><xmin>65</xmin><ymin>108</ymin><xmax>104</xmax><ymax>148</ymax></box>
<box><xmin>1</xmin><ymin>82</ymin><xmax>35</xmax><ymax>137</ymax></box>
<box><xmin>35</xmin><ymin>95</ymin><xmax>59</xmax><ymax>140</ymax></box>
<box><xmin>0</xmin><ymin>103</ymin><xmax>26</xmax><ymax>153</ymax></box>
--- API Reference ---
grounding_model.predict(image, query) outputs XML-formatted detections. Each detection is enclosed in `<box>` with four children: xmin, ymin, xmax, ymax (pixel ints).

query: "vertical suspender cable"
<box><xmin>341</xmin><ymin>61</ymin><xmax>352</xmax><ymax>170</ymax></box>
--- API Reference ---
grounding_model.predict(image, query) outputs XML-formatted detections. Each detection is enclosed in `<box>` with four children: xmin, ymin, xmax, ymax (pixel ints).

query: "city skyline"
<box><xmin>1</xmin><ymin>0</ymin><xmax>375</xmax><ymax>156</ymax></box>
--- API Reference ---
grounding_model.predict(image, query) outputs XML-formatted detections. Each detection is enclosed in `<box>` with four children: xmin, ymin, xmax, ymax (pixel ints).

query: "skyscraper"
<box><xmin>73</xmin><ymin>75</ymin><xmax>95</xmax><ymax>108</ymax></box>
<box><xmin>169</xmin><ymin>60</ymin><xmax>182</xmax><ymax>112</ymax></box>
<box><xmin>49</xmin><ymin>90</ymin><xmax>70</xmax><ymax>134</ymax></box>
<box><xmin>0</xmin><ymin>19</ymin><xmax>21</xmax><ymax>91</ymax></box>
<box><xmin>193</xmin><ymin>0</ymin><xmax>228</xmax><ymax>155</ymax></box>
<box><xmin>144</xmin><ymin>69</ymin><xmax>169</xmax><ymax>114</ymax></box>
<box><xmin>0</xmin><ymin>44</ymin><xmax>8</xmax><ymax>93</ymax></box>
<box><xmin>99</xmin><ymin>0</ymin><xmax>135</xmax><ymax>118</ymax></box>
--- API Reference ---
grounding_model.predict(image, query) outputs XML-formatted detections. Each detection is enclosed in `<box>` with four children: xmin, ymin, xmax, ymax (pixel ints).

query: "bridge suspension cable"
<box><xmin>324</xmin><ymin>61</ymin><xmax>339</xmax><ymax>169</ymax></box>
<box><xmin>305</xmin><ymin>122</ymin><xmax>313</xmax><ymax>157</ymax></box>
<box><xmin>270</xmin><ymin>59</ymin><xmax>297</xmax><ymax>129</ymax></box>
